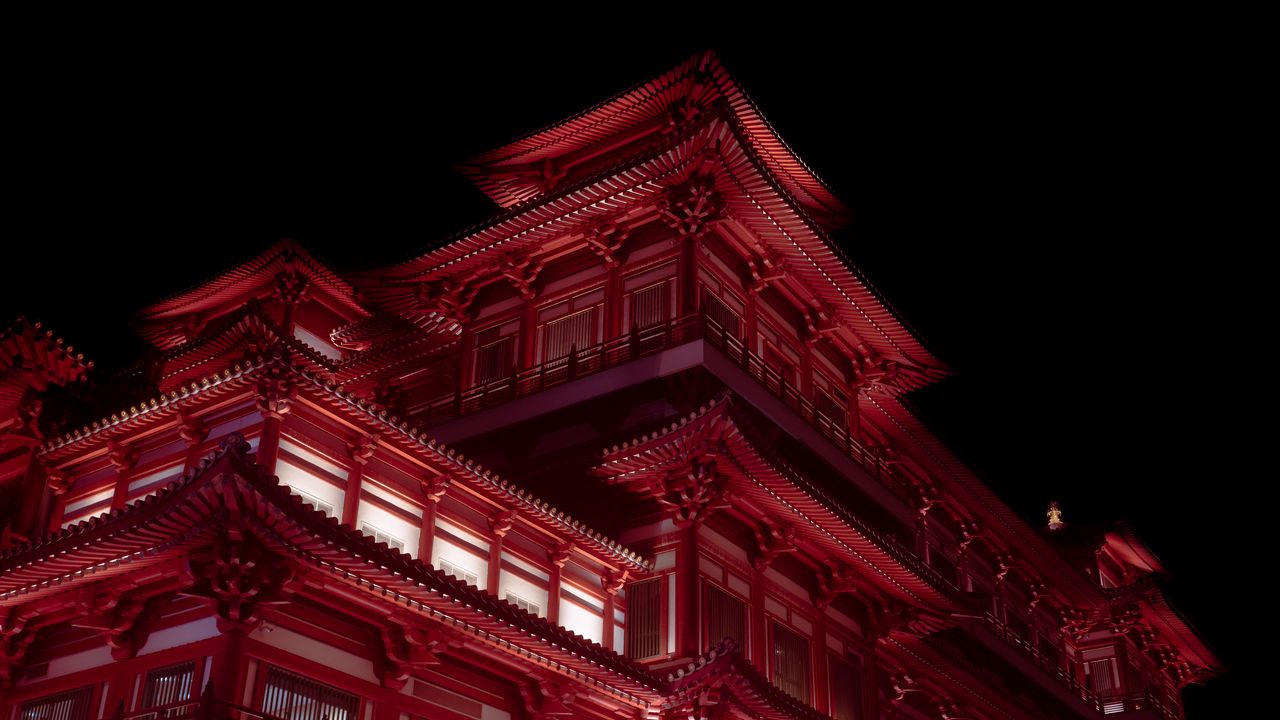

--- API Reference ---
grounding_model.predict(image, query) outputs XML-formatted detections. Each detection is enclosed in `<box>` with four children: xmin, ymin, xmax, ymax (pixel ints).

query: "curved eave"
<box><xmin>135</xmin><ymin>240</ymin><xmax>369</xmax><ymax>348</ymax></box>
<box><xmin>0</xmin><ymin>443</ymin><xmax>661</xmax><ymax>701</ymax></box>
<box><xmin>363</xmin><ymin>116</ymin><xmax>944</xmax><ymax>381</ymax></box>
<box><xmin>865</xmin><ymin>395</ymin><xmax>1106</xmax><ymax>607</ymax></box>
<box><xmin>594</xmin><ymin>398</ymin><xmax>959</xmax><ymax>609</ymax></box>
<box><xmin>462</xmin><ymin>50</ymin><xmax>850</xmax><ymax>229</ymax></box>
<box><xmin>882</xmin><ymin>633</ymin><xmax>1040</xmax><ymax>720</ymax></box>
<box><xmin>39</xmin><ymin>358</ymin><xmax>649</xmax><ymax>574</ymax></box>
<box><xmin>661</xmin><ymin>641</ymin><xmax>829</xmax><ymax>720</ymax></box>
<box><xmin>1140</xmin><ymin>586</ymin><xmax>1224</xmax><ymax>681</ymax></box>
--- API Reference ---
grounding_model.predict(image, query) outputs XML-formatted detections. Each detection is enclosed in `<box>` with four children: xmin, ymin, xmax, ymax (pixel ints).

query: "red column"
<box><xmin>677</xmin><ymin>236</ymin><xmax>697</xmax><ymax>317</ymax></box>
<box><xmin>675</xmin><ymin>523</ymin><xmax>700</xmax><ymax>658</ymax></box>
<box><xmin>487</xmin><ymin>510</ymin><xmax>513</xmax><ymax>595</ymax></box>
<box><xmin>750</xmin><ymin>566</ymin><xmax>768</xmax><ymax>672</ymax></box>
<box><xmin>210</xmin><ymin>629</ymin><xmax>248</xmax><ymax>706</ymax></box>
<box><xmin>418</xmin><ymin>476</ymin><xmax>447</xmax><ymax>562</ymax></box>
<box><xmin>343</xmin><ymin>435</ymin><xmax>376</xmax><ymax>529</ymax></box>
<box><xmin>519</xmin><ymin>300</ymin><xmax>537</xmax><ymax>370</ymax></box>
<box><xmin>812</xmin><ymin>611</ymin><xmax>829</xmax><ymax>714</ymax></box>
<box><xmin>108</xmin><ymin>442</ymin><xmax>137</xmax><ymax>511</ymax></box>
<box><xmin>548</xmin><ymin>544</ymin><xmax>572</xmax><ymax>625</ymax></box>
<box><xmin>605</xmin><ymin>265</ymin><xmax>623</xmax><ymax>341</ymax></box>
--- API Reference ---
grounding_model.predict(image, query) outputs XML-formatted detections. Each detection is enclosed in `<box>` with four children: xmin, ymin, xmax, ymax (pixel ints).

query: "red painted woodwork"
<box><xmin>0</xmin><ymin>51</ymin><xmax>1218</xmax><ymax>720</ymax></box>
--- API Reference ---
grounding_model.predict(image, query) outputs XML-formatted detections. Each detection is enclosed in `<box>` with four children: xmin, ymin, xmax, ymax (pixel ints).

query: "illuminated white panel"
<box><xmin>293</xmin><ymin>326</ymin><xmax>343</xmax><ymax>362</ymax></box>
<box><xmin>30</xmin><ymin>644</ymin><xmax>111</xmax><ymax>683</ymax></box>
<box><xmin>204</xmin><ymin>410</ymin><xmax>263</xmax><ymax>441</ymax></box>
<box><xmin>127</xmin><ymin>463</ymin><xmax>184</xmax><ymax>494</ymax></box>
<box><xmin>699</xmin><ymin>525</ymin><xmax>749</xmax><ymax>564</ymax></box>
<box><xmin>502</xmin><ymin>551</ymin><xmax>550</xmax><ymax>582</ymax></box>
<box><xmin>558</xmin><ymin>597</ymin><xmax>603</xmax><ymax>644</ymax></box>
<box><xmin>436</xmin><ymin>517</ymin><xmax>489</xmax><ymax>553</ymax></box>
<box><xmin>562</xmin><ymin>583</ymin><xmax>604</xmax><ymax>612</ymax></box>
<box><xmin>653</xmin><ymin>550</ymin><xmax>676</xmax><ymax>571</ymax></box>
<box><xmin>279</xmin><ymin>438</ymin><xmax>348</xmax><ymax>478</ymax></box>
<box><xmin>499</xmin><ymin>571</ymin><xmax>548</xmax><ymax>617</ymax></box>
<box><xmin>139</xmin><ymin>617</ymin><xmax>219</xmax><ymax>655</ymax></box>
<box><xmin>357</xmin><ymin>500</ymin><xmax>420</xmax><ymax>556</ymax></box>
<box><xmin>433</xmin><ymin>537</ymin><xmax>488</xmax><ymax>590</ymax></box>
<box><xmin>613</xmin><ymin>626</ymin><xmax>625</xmax><ymax>653</ymax></box>
<box><xmin>726</xmin><ymin>572</ymin><xmax>752</xmax><ymax>599</ymax></box>
<box><xmin>64</xmin><ymin>487</ymin><xmax>113</xmax><ymax>515</ymax></box>
<box><xmin>698</xmin><ymin>555</ymin><xmax>722</xmax><ymax>578</ymax></box>
<box><xmin>363</xmin><ymin>481</ymin><xmax>422</xmax><ymax>519</ymax></box>
<box><xmin>252</xmin><ymin>625</ymin><xmax>376</xmax><ymax>683</ymax></box>
<box><xmin>480</xmin><ymin>707</ymin><xmax>512</xmax><ymax>720</ymax></box>
<box><xmin>276</xmin><ymin>461</ymin><xmax>343</xmax><ymax>517</ymax></box>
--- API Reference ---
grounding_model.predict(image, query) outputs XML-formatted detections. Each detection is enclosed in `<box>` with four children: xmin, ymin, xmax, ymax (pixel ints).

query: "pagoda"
<box><xmin>0</xmin><ymin>51</ymin><xmax>1219</xmax><ymax>720</ymax></box>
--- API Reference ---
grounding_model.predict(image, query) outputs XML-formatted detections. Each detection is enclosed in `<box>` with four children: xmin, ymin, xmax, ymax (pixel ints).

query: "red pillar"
<box><xmin>675</xmin><ymin>523</ymin><xmax>700</xmax><ymax>658</ymax></box>
<box><xmin>812</xmin><ymin>611</ymin><xmax>829</xmax><ymax>714</ymax></box>
<box><xmin>548</xmin><ymin>544</ymin><xmax>572</xmax><ymax>626</ymax></box>
<box><xmin>677</xmin><ymin>236</ymin><xmax>697</xmax><ymax>317</ymax></box>
<box><xmin>750</xmin><ymin>566</ymin><xmax>768</xmax><ymax>672</ymax></box>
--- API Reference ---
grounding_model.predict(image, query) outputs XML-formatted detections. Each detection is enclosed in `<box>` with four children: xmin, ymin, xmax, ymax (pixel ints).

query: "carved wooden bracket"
<box><xmin>416</xmin><ymin>279</ymin><xmax>479</xmax><ymax>324</ymax></box>
<box><xmin>751</xmin><ymin>521</ymin><xmax>798</xmax><ymax>572</ymax></box>
<box><xmin>501</xmin><ymin>256</ymin><xmax>546</xmax><ymax>301</ymax></box>
<box><xmin>178</xmin><ymin>412</ymin><xmax>205</xmax><ymax>447</ymax></box>
<box><xmin>74</xmin><ymin>590</ymin><xmax>163</xmax><ymax>660</ymax></box>
<box><xmin>184</xmin><ymin>535</ymin><xmax>297</xmax><ymax>633</ymax></box>
<box><xmin>602</xmin><ymin>569</ymin><xmax>629</xmax><ymax>596</ymax></box>
<box><xmin>584</xmin><ymin>223</ymin><xmax>630</xmax><ymax>268</ymax></box>
<box><xmin>550</xmin><ymin>543</ymin><xmax>574</xmax><ymax>569</ymax></box>
<box><xmin>648</xmin><ymin>458</ymin><xmax>730</xmax><ymax>527</ymax></box>
<box><xmin>44</xmin><ymin>466</ymin><xmax>72</xmax><ymax>496</ymax></box>
<box><xmin>520</xmin><ymin>678</ymin><xmax>578</xmax><ymax>719</ymax></box>
<box><xmin>748</xmin><ymin>254</ymin><xmax>786</xmax><ymax>295</ymax></box>
<box><xmin>255</xmin><ymin>363</ymin><xmax>296</xmax><ymax>420</ymax></box>
<box><xmin>273</xmin><ymin>270</ymin><xmax>310</xmax><ymax>305</ymax></box>
<box><xmin>108</xmin><ymin>440</ymin><xmax>139</xmax><ymax>473</ymax></box>
<box><xmin>0</xmin><ymin>609</ymin><xmax>36</xmax><ymax>689</ymax></box>
<box><xmin>661</xmin><ymin>175</ymin><xmax>724</xmax><ymax>240</ymax></box>
<box><xmin>489</xmin><ymin>508</ymin><xmax>516</xmax><ymax>539</ymax></box>
<box><xmin>348</xmin><ymin>433</ymin><xmax>379</xmax><ymax>466</ymax></box>
<box><xmin>420</xmin><ymin>476</ymin><xmax>450</xmax><ymax>504</ymax></box>
<box><xmin>377</xmin><ymin>623</ymin><xmax>452</xmax><ymax>690</ymax></box>
<box><xmin>816</xmin><ymin>563</ymin><xmax>859</xmax><ymax>608</ymax></box>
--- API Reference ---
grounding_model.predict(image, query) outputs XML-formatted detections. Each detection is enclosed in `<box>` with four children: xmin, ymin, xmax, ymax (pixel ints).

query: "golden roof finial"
<box><xmin>1047</xmin><ymin>500</ymin><xmax>1065</xmax><ymax>531</ymax></box>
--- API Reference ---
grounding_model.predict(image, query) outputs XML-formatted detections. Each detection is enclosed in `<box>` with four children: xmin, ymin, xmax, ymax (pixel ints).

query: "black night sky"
<box><xmin>4</xmin><ymin>26</ymin><xmax>1259</xmax><ymax>715</ymax></box>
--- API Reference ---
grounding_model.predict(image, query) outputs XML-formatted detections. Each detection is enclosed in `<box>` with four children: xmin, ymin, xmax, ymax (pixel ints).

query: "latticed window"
<box><xmin>141</xmin><ymin>660</ymin><xmax>195</xmax><ymax>716</ymax></box>
<box><xmin>772</xmin><ymin>623</ymin><xmax>810</xmax><ymax>701</ymax></box>
<box><xmin>474</xmin><ymin>335</ymin><xmax>514</xmax><ymax>386</ymax></box>
<box><xmin>702</xmin><ymin>291</ymin><xmax>741</xmax><ymax>338</ymax></box>
<box><xmin>1085</xmin><ymin>657</ymin><xmax>1122</xmax><ymax>698</ymax></box>
<box><xmin>628</xmin><ymin>282</ymin><xmax>669</xmax><ymax>331</ymax></box>
<box><xmin>704</xmin><ymin>584</ymin><xmax>746</xmax><ymax>649</ymax></box>
<box><xmin>21</xmin><ymin>686</ymin><xmax>93</xmax><ymax>720</ymax></box>
<box><xmin>625</xmin><ymin>577</ymin><xmax>662</xmax><ymax>660</ymax></box>
<box><xmin>542</xmin><ymin>307</ymin><xmax>597</xmax><ymax>362</ymax></box>
<box><xmin>261</xmin><ymin>666</ymin><xmax>360</xmax><ymax>720</ymax></box>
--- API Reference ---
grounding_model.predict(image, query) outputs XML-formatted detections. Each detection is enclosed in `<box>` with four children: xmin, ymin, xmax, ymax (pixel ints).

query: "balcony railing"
<box><xmin>113</xmin><ymin>686</ymin><xmax>287</xmax><ymax>720</ymax></box>
<box><xmin>420</xmin><ymin>311</ymin><xmax>912</xmax><ymax>502</ymax></box>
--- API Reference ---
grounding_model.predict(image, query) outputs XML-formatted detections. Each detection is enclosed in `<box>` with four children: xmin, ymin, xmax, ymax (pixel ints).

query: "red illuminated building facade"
<box><xmin>0</xmin><ymin>52</ymin><xmax>1219</xmax><ymax>720</ymax></box>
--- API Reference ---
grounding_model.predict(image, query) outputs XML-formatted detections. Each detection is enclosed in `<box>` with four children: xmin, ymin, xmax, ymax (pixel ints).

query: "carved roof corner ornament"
<box><xmin>661</xmin><ymin>174</ymin><xmax>725</xmax><ymax>241</ymax></box>
<box><xmin>183</xmin><ymin>534</ymin><xmax>297</xmax><ymax>634</ymax></box>
<box><xmin>416</xmin><ymin>279</ymin><xmax>479</xmax><ymax>325</ymax></box>
<box><xmin>651</xmin><ymin>457</ymin><xmax>730</xmax><ymax>528</ymax></box>
<box><xmin>584</xmin><ymin>223</ymin><xmax>630</xmax><ymax>269</ymax></box>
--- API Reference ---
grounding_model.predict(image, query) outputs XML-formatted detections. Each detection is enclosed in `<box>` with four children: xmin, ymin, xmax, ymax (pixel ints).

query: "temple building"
<box><xmin>0</xmin><ymin>51</ymin><xmax>1219</xmax><ymax>720</ymax></box>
